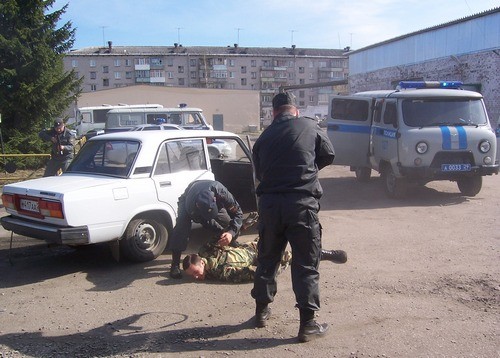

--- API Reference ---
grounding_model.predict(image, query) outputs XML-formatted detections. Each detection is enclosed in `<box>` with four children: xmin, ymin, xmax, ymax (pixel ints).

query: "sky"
<box><xmin>51</xmin><ymin>0</ymin><xmax>499</xmax><ymax>51</ymax></box>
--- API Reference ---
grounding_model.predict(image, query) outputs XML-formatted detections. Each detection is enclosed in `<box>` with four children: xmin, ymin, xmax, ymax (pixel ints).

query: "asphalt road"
<box><xmin>0</xmin><ymin>165</ymin><xmax>498</xmax><ymax>358</ymax></box>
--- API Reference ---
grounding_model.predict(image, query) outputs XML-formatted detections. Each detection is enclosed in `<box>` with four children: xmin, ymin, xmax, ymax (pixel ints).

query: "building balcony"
<box><xmin>135</xmin><ymin>64</ymin><xmax>150</xmax><ymax>71</ymax></box>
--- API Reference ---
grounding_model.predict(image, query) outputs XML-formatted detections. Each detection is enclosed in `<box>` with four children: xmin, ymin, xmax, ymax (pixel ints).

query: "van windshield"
<box><xmin>402</xmin><ymin>98</ymin><xmax>487</xmax><ymax>127</ymax></box>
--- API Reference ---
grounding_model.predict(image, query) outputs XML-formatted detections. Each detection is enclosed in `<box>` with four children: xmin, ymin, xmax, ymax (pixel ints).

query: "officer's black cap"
<box><xmin>196</xmin><ymin>190</ymin><xmax>218</xmax><ymax>220</ymax></box>
<box><xmin>272</xmin><ymin>92</ymin><xmax>296</xmax><ymax>109</ymax></box>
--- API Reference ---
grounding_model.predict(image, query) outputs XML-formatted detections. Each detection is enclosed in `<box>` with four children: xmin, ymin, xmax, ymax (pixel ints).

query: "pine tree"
<box><xmin>0</xmin><ymin>0</ymin><xmax>81</xmax><ymax>157</ymax></box>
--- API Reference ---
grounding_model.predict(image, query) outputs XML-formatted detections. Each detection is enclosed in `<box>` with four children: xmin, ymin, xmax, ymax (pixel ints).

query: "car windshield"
<box><xmin>67</xmin><ymin>140</ymin><xmax>140</xmax><ymax>178</ymax></box>
<box><xmin>402</xmin><ymin>98</ymin><xmax>488</xmax><ymax>127</ymax></box>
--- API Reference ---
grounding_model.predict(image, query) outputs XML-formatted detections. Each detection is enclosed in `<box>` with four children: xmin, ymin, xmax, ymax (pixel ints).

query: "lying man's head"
<box><xmin>182</xmin><ymin>254</ymin><xmax>206</xmax><ymax>280</ymax></box>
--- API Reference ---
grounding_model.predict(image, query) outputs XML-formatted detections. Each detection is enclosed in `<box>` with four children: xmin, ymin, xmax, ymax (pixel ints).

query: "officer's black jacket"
<box><xmin>252</xmin><ymin>113</ymin><xmax>335</xmax><ymax>198</ymax></box>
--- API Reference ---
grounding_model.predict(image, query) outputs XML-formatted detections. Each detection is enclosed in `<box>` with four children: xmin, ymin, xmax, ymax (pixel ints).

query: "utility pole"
<box><xmin>100</xmin><ymin>26</ymin><xmax>108</xmax><ymax>47</ymax></box>
<box><xmin>290</xmin><ymin>30</ymin><xmax>297</xmax><ymax>46</ymax></box>
<box><xmin>236</xmin><ymin>28</ymin><xmax>243</xmax><ymax>45</ymax></box>
<box><xmin>176</xmin><ymin>27</ymin><xmax>183</xmax><ymax>44</ymax></box>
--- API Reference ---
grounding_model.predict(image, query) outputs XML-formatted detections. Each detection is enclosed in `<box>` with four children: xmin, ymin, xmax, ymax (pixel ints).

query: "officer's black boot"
<box><xmin>255</xmin><ymin>302</ymin><xmax>271</xmax><ymax>328</ymax></box>
<box><xmin>170</xmin><ymin>251</ymin><xmax>182</xmax><ymax>279</ymax></box>
<box><xmin>321</xmin><ymin>249</ymin><xmax>347</xmax><ymax>264</ymax></box>
<box><xmin>297</xmin><ymin>309</ymin><xmax>329</xmax><ymax>343</ymax></box>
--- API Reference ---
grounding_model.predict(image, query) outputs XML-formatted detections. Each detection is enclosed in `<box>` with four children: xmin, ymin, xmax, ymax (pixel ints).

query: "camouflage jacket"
<box><xmin>198</xmin><ymin>242</ymin><xmax>258</xmax><ymax>283</ymax></box>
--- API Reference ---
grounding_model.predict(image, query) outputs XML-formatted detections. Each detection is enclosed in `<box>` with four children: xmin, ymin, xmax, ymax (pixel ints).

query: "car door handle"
<box><xmin>159</xmin><ymin>181</ymin><xmax>172</xmax><ymax>187</ymax></box>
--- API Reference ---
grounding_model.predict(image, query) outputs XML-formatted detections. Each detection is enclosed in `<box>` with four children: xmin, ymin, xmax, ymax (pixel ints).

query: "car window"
<box><xmin>154</xmin><ymin>138</ymin><xmax>207</xmax><ymax>175</ymax></box>
<box><xmin>68</xmin><ymin>140</ymin><xmax>140</xmax><ymax>177</ymax></box>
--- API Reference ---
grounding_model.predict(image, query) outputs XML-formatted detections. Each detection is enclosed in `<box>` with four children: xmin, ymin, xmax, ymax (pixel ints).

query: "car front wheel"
<box><xmin>120</xmin><ymin>216</ymin><xmax>168</xmax><ymax>262</ymax></box>
<box><xmin>382</xmin><ymin>166</ymin><xmax>407</xmax><ymax>199</ymax></box>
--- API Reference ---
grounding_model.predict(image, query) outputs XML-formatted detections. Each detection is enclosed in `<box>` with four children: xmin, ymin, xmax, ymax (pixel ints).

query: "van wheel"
<box><xmin>457</xmin><ymin>176</ymin><xmax>482</xmax><ymax>196</ymax></box>
<box><xmin>382</xmin><ymin>166</ymin><xmax>407</xmax><ymax>199</ymax></box>
<box><xmin>120</xmin><ymin>216</ymin><xmax>168</xmax><ymax>262</ymax></box>
<box><xmin>355</xmin><ymin>167</ymin><xmax>372</xmax><ymax>182</ymax></box>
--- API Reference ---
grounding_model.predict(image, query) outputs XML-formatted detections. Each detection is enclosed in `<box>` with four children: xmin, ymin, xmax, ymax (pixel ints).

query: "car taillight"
<box><xmin>39</xmin><ymin>200</ymin><xmax>64</xmax><ymax>219</ymax></box>
<box><xmin>2</xmin><ymin>194</ymin><xmax>15</xmax><ymax>210</ymax></box>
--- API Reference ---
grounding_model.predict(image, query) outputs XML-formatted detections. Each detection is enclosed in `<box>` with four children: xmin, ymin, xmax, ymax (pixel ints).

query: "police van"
<box><xmin>327</xmin><ymin>81</ymin><xmax>498</xmax><ymax>198</ymax></box>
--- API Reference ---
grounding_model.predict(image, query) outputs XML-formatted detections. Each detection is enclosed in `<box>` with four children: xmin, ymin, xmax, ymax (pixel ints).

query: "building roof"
<box><xmin>67</xmin><ymin>45</ymin><xmax>346</xmax><ymax>58</ymax></box>
<box><xmin>349</xmin><ymin>6</ymin><xmax>500</xmax><ymax>54</ymax></box>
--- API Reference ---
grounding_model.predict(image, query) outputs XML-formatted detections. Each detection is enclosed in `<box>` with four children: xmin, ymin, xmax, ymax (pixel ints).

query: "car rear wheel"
<box><xmin>120</xmin><ymin>216</ymin><xmax>168</xmax><ymax>262</ymax></box>
<box><xmin>382</xmin><ymin>165</ymin><xmax>407</xmax><ymax>199</ymax></box>
<box><xmin>354</xmin><ymin>167</ymin><xmax>372</xmax><ymax>182</ymax></box>
<box><xmin>457</xmin><ymin>176</ymin><xmax>482</xmax><ymax>197</ymax></box>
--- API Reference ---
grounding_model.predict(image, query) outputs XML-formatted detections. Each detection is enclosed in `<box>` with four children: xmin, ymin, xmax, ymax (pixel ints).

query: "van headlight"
<box><xmin>478</xmin><ymin>140</ymin><xmax>491</xmax><ymax>153</ymax></box>
<box><xmin>416</xmin><ymin>142</ymin><xmax>428</xmax><ymax>154</ymax></box>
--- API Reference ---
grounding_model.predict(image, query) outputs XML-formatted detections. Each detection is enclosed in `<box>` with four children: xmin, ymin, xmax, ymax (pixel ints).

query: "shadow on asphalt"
<box><xmin>319</xmin><ymin>175</ymin><xmax>468</xmax><ymax>211</ymax></box>
<box><xmin>0</xmin><ymin>313</ymin><xmax>297</xmax><ymax>356</ymax></box>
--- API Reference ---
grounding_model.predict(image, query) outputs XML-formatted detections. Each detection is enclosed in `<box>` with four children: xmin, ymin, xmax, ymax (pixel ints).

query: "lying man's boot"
<box><xmin>242</xmin><ymin>211</ymin><xmax>259</xmax><ymax>231</ymax></box>
<box><xmin>298</xmin><ymin>321</ymin><xmax>330</xmax><ymax>342</ymax></box>
<box><xmin>321</xmin><ymin>249</ymin><xmax>347</xmax><ymax>264</ymax></box>
<box><xmin>255</xmin><ymin>303</ymin><xmax>271</xmax><ymax>328</ymax></box>
<box><xmin>170</xmin><ymin>265</ymin><xmax>182</xmax><ymax>279</ymax></box>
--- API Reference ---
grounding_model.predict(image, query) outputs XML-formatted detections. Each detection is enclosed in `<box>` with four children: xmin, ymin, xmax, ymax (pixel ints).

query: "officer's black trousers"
<box><xmin>251</xmin><ymin>193</ymin><xmax>322</xmax><ymax>311</ymax></box>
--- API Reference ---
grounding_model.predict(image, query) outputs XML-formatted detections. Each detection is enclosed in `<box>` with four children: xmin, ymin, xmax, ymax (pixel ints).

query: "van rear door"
<box><xmin>328</xmin><ymin>96</ymin><xmax>373</xmax><ymax>166</ymax></box>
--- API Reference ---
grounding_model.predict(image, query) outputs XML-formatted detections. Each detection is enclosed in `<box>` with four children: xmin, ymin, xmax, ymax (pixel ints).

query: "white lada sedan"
<box><xmin>1</xmin><ymin>130</ymin><xmax>257</xmax><ymax>262</ymax></box>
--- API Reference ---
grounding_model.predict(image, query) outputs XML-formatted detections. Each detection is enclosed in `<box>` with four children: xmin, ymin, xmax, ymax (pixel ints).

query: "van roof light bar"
<box><xmin>397</xmin><ymin>81</ymin><xmax>463</xmax><ymax>90</ymax></box>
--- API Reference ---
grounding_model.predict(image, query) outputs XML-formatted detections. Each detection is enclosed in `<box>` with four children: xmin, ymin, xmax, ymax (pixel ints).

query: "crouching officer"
<box><xmin>167</xmin><ymin>180</ymin><xmax>244</xmax><ymax>279</ymax></box>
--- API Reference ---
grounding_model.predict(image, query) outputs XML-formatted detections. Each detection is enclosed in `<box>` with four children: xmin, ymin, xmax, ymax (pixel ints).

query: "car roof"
<box><xmin>87</xmin><ymin>129</ymin><xmax>239</xmax><ymax>143</ymax></box>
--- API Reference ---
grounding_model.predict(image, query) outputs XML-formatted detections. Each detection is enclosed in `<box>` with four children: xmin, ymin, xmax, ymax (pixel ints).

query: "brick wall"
<box><xmin>349</xmin><ymin>50</ymin><xmax>500</xmax><ymax>127</ymax></box>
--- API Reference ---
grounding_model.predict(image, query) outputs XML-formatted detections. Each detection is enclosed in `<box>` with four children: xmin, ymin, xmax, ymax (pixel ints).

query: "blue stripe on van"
<box><xmin>440</xmin><ymin>126</ymin><xmax>451</xmax><ymax>150</ymax></box>
<box><xmin>456</xmin><ymin>126</ymin><xmax>467</xmax><ymax>149</ymax></box>
<box><xmin>327</xmin><ymin>123</ymin><xmax>371</xmax><ymax>134</ymax></box>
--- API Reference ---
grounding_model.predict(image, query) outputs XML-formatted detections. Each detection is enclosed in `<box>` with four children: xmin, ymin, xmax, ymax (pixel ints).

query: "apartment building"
<box><xmin>64</xmin><ymin>44</ymin><xmax>349</xmax><ymax>121</ymax></box>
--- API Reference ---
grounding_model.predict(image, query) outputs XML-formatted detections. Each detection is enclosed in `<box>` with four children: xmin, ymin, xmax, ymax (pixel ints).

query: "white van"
<box><xmin>75</xmin><ymin>104</ymin><xmax>163</xmax><ymax>137</ymax></box>
<box><xmin>328</xmin><ymin>81</ymin><xmax>498</xmax><ymax>198</ymax></box>
<box><xmin>105</xmin><ymin>105</ymin><xmax>213</xmax><ymax>132</ymax></box>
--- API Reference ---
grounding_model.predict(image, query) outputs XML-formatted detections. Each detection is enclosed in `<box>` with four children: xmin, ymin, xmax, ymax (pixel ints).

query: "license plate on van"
<box><xmin>441</xmin><ymin>164</ymin><xmax>471</xmax><ymax>172</ymax></box>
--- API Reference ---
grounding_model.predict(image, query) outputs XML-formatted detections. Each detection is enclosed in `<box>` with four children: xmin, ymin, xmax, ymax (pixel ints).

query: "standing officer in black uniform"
<box><xmin>251</xmin><ymin>92</ymin><xmax>336</xmax><ymax>342</ymax></box>
<box><xmin>167</xmin><ymin>180</ymin><xmax>244</xmax><ymax>279</ymax></box>
<box><xmin>38</xmin><ymin>120</ymin><xmax>76</xmax><ymax>177</ymax></box>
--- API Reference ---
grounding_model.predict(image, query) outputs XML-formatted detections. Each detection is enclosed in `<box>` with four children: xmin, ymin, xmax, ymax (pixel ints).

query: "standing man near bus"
<box><xmin>39</xmin><ymin>120</ymin><xmax>76</xmax><ymax>177</ymax></box>
<box><xmin>251</xmin><ymin>92</ymin><xmax>336</xmax><ymax>342</ymax></box>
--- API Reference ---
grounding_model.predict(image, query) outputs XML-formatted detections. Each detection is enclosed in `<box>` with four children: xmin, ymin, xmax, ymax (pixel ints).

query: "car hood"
<box><xmin>2</xmin><ymin>174</ymin><xmax>125</xmax><ymax>196</ymax></box>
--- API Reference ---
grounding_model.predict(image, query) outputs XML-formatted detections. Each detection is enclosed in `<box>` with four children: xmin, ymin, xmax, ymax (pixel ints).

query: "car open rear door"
<box><xmin>327</xmin><ymin>95</ymin><xmax>373</xmax><ymax>167</ymax></box>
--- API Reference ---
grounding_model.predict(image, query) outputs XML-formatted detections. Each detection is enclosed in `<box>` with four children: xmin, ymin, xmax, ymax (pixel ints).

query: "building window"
<box><xmin>241</xmin><ymin>66</ymin><xmax>247</xmax><ymax>74</ymax></box>
<box><xmin>136</xmin><ymin>58</ymin><xmax>150</xmax><ymax>65</ymax></box>
<box><xmin>90</xmin><ymin>84</ymin><xmax>97</xmax><ymax>91</ymax></box>
<box><xmin>125</xmin><ymin>71</ymin><xmax>133</xmax><ymax>79</ymax></box>
<box><xmin>178</xmin><ymin>66</ymin><xmax>184</xmax><ymax>73</ymax></box>
<box><xmin>114</xmin><ymin>72</ymin><xmax>121</xmax><ymax>79</ymax></box>
<box><xmin>241</xmin><ymin>78</ymin><xmax>247</xmax><ymax>86</ymax></box>
<box><xmin>229</xmin><ymin>59</ymin><xmax>235</xmax><ymax>67</ymax></box>
<box><xmin>167</xmin><ymin>58</ymin><xmax>174</xmax><ymax>66</ymax></box>
<box><xmin>90</xmin><ymin>71</ymin><xmax>97</xmax><ymax>79</ymax></box>
<box><xmin>299</xmin><ymin>90</ymin><xmax>305</xmax><ymax>98</ymax></box>
<box><xmin>114</xmin><ymin>59</ymin><xmax>121</xmax><ymax>67</ymax></box>
<box><xmin>309</xmin><ymin>73</ymin><xmax>314</xmax><ymax>79</ymax></box>
<box><xmin>103</xmin><ymin>79</ymin><xmax>109</xmax><ymax>86</ymax></box>
<box><xmin>299</xmin><ymin>79</ymin><xmax>305</xmax><ymax>84</ymax></box>
<box><xmin>150</xmin><ymin>70</ymin><xmax>163</xmax><ymax>78</ymax></box>
<box><xmin>251</xmin><ymin>72</ymin><xmax>257</xmax><ymax>79</ymax></box>
<box><xmin>178</xmin><ymin>78</ymin><xmax>185</xmax><ymax>86</ymax></box>
<box><xmin>229</xmin><ymin>72</ymin><xmax>234</xmax><ymax>78</ymax></box>
<box><xmin>251</xmin><ymin>60</ymin><xmax>256</xmax><ymax>67</ymax></box>
<box><xmin>309</xmin><ymin>95</ymin><xmax>314</xmax><ymax>103</ymax></box>
<box><xmin>167</xmin><ymin>71</ymin><xmax>174</xmax><ymax>79</ymax></box>
<box><xmin>299</xmin><ymin>67</ymin><xmax>305</xmax><ymax>73</ymax></box>
<box><xmin>102</xmin><ymin>66</ymin><xmax>109</xmax><ymax>73</ymax></box>
<box><xmin>190</xmin><ymin>71</ymin><xmax>197</xmax><ymax>79</ymax></box>
<box><xmin>151</xmin><ymin>58</ymin><xmax>163</xmax><ymax>65</ymax></box>
<box><xmin>125</xmin><ymin>59</ymin><xmax>132</xmax><ymax>66</ymax></box>
<box><xmin>89</xmin><ymin>60</ymin><xmax>96</xmax><ymax>67</ymax></box>
<box><xmin>135</xmin><ymin>70</ymin><xmax>149</xmax><ymax>78</ymax></box>
<box><xmin>71</xmin><ymin>60</ymin><xmax>78</xmax><ymax>67</ymax></box>
<box><xmin>190</xmin><ymin>59</ymin><xmax>197</xmax><ymax>67</ymax></box>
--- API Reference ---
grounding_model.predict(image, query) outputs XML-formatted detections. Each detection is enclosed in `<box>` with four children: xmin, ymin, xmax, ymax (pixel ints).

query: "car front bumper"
<box><xmin>0</xmin><ymin>215</ymin><xmax>90</xmax><ymax>245</ymax></box>
<box><xmin>399</xmin><ymin>164</ymin><xmax>499</xmax><ymax>180</ymax></box>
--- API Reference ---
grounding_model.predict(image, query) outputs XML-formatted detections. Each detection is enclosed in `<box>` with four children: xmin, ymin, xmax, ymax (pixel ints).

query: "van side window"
<box><xmin>373</xmin><ymin>100</ymin><xmax>383</xmax><ymax>123</ymax></box>
<box><xmin>331</xmin><ymin>99</ymin><xmax>369</xmax><ymax>122</ymax></box>
<box><xmin>383</xmin><ymin>102</ymin><xmax>397</xmax><ymax>127</ymax></box>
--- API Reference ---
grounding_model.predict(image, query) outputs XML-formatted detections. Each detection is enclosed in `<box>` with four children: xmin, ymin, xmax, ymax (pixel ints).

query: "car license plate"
<box><xmin>20</xmin><ymin>198</ymin><xmax>39</xmax><ymax>213</ymax></box>
<box><xmin>441</xmin><ymin>164</ymin><xmax>471</xmax><ymax>172</ymax></box>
